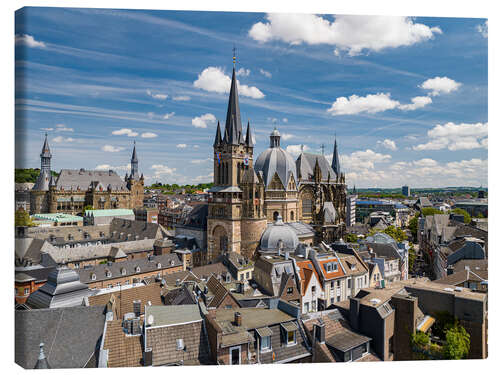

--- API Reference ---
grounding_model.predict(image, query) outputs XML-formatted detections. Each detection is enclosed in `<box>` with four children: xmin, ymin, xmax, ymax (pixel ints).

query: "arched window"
<box><xmin>290</xmin><ymin>211</ymin><xmax>294</xmax><ymax>221</ymax></box>
<box><xmin>273</xmin><ymin>211</ymin><xmax>280</xmax><ymax>221</ymax></box>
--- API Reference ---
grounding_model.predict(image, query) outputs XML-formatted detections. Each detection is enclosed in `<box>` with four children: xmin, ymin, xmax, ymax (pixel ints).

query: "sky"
<box><xmin>14</xmin><ymin>8</ymin><xmax>488</xmax><ymax>188</ymax></box>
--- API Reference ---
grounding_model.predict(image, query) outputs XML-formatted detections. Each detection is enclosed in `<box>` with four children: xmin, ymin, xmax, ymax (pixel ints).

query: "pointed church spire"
<box><xmin>34</xmin><ymin>343</ymin><xmax>50</xmax><ymax>369</ymax></box>
<box><xmin>130</xmin><ymin>141</ymin><xmax>139</xmax><ymax>179</ymax></box>
<box><xmin>332</xmin><ymin>136</ymin><xmax>341</xmax><ymax>177</ymax></box>
<box><xmin>213</xmin><ymin>121</ymin><xmax>222</xmax><ymax>147</ymax></box>
<box><xmin>245</xmin><ymin>121</ymin><xmax>254</xmax><ymax>147</ymax></box>
<box><xmin>41</xmin><ymin>133</ymin><xmax>51</xmax><ymax>158</ymax></box>
<box><xmin>225</xmin><ymin>66</ymin><xmax>243</xmax><ymax>144</ymax></box>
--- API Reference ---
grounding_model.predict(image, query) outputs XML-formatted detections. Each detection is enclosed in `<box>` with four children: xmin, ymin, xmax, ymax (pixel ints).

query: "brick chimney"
<box><xmin>234</xmin><ymin>311</ymin><xmax>242</xmax><ymax>326</ymax></box>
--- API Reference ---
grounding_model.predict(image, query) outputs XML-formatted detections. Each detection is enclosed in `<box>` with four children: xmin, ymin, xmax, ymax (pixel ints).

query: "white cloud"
<box><xmin>237</xmin><ymin>68</ymin><xmax>251</xmax><ymax>77</ymax></box>
<box><xmin>377</xmin><ymin>139</ymin><xmax>397</xmax><ymax>151</ymax></box>
<box><xmin>328</xmin><ymin>93</ymin><xmax>399</xmax><ymax>115</ymax></box>
<box><xmin>102</xmin><ymin>145</ymin><xmax>124</xmax><ymax>152</ymax></box>
<box><xmin>52</xmin><ymin>136</ymin><xmax>75</xmax><ymax>143</ymax></box>
<box><xmin>172</xmin><ymin>95</ymin><xmax>191</xmax><ymax>101</ymax></box>
<box><xmin>476</xmin><ymin>20</ymin><xmax>488</xmax><ymax>38</ymax></box>
<box><xmin>398</xmin><ymin>96</ymin><xmax>432</xmax><ymax>111</ymax></box>
<box><xmin>341</xmin><ymin>149</ymin><xmax>392</xmax><ymax>170</ymax></box>
<box><xmin>176</xmin><ymin>144</ymin><xmax>187</xmax><ymax>148</ymax></box>
<box><xmin>194</xmin><ymin>145</ymin><xmax>199</xmax><ymax>149</ymax></box>
<box><xmin>147</xmin><ymin>112</ymin><xmax>155</xmax><ymax>119</ymax></box>
<box><xmin>259</xmin><ymin>68</ymin><xmax>272</xmax><ymax>78</ymax></box>
<box><xmin>281</xmin><ymin>133</ymin><xmax>295</xmax><ymax>141</ymax></box>
<box><xmin>191</xmin><ymin>159</ymin><xmax>209</xmax><ymax>164</ymax></box>
<box><xmin>141</xmin><ymin>132</ymin><xmax>158</xmax><ymax>138</ymax></box>
<box><xmin>413</xmin><ymin>122</ymin><xmax>488</xmax><ymax>151</ymax></box>
<box><xmin>249</xmin><ymin>14</ymin><xmax>441</xmax><ymax>55</ymax></box>
<box><xmin>282</xmin><ymin>118</ymin><xmax>288</xmax><ymax>123</ymax></box>
<box><xmin>193</xmin><ymin>172</ymin><xmax>214</xmax><ymax>183</ymax></box>
<box><xmin>96</xmin><ymin>163</ymin><xmax>130</xmax><ymax>171</ymax></box>
<box><xmin>55</xmin><ymin>123</ymin><xmax>74</xmax><ymax>132</ymax></box>
<box><xmin>420</xmin><ymin>77</ymin><xmax>461</xmax><ymax>96</ymax></box>
<box><xmin>146</xmin><ymin>89</ymin><xmax>168</xmax><ymax>100</ymax></box>
<box><xmin>192</xmin><ymin>113</ymin><xmax>216</xmax><ymax>128</ymax></box>
<box><xmin>15</xmin><ymin>34</ymin><xmax>46</xmax><ymax>48</ymax></box>
<box><xmin>346</xmin><ymin>158</ymin><xmax>487</xmax><ymax>188</ymax></box>
<box><xmin>193</xmin><ymin>67</ymin><xmax>265</xmax><ymax>99</ymax></box>
<box><xmin>112</xmin><ymin>128</ymin><xmax>138</xmax><ymax>137</ymax></box>
<box><xmin>41</xmin><ymin>127</ymin><xmax>54</xmax><ymax>131</ymax></box>
<box><xmin>286</xmin><ymin>144</ymin><xmax>309</xmax><ymax>156</ymax></box>
<box><xmin>163</xmin><ymin>112</ymin><xmax>175</xmax><ymax>119</ymax></box>
<box><xmin>151</xmin><ymin>164</ymin><xmax>176</xmax><ymax>177</ymax></box>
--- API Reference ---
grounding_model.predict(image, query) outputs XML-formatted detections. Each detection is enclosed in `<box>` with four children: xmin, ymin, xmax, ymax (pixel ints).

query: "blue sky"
<box><xmin>15</xmin><ymin>8</ymin><xmax>488</xmax><ymax>188</ymax></box>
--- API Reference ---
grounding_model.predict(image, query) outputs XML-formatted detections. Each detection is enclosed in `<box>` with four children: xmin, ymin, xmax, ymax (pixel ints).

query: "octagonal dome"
<box><xmin>259</xmin><ymin>215</ymin><xmax>299</xmax><ymax>252</ymax></box>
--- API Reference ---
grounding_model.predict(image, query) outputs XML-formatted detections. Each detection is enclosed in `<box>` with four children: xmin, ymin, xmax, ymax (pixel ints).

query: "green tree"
<box><xmin>451</xmin><ymin>208</ymin><xmax>471</xmax><ymax>224</ymax></box>
<box><xmin>15</xmin><ymin>209</ymin><xmax>35</xmax><ymax>227</ymax></box>
<box><xmin>421</xmin><ymin>207</ymin><xmax>443</xmax><ymax>216</ymax></box>
<box><xmin>408</xmin><ymin>245</ymin><xmax>416</xmax><ymax>272</ymax></box>
<box><xmin>383</xmin><ymin>225</ymin><xmax>407</xmax><ymax>242</ymax></box>
<box><xmin>345</xmin><ymin>233</ymin><xmax>358</xmax><ymax>243</ymax></box>
<box><xmin>443</xmin><ymin>324</ymin><xmax>470</xmax><ymax>359</ymax></box>
<box><xmin>408</xmin><ymin>213</ymin><xmax>420</xmax><ymax>238</ymax></box>
<box><xmin>475</xmin><ymin>212</ymin><xmax>485</xmax><ymax>219</ymax></box>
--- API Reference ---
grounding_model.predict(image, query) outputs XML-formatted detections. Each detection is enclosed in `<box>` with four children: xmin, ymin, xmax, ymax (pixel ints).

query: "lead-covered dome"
<box><xmin>254</xmin><ymin>128</ymin><xmax>298</xmax><ymax>191</ymax></box>
<box><xmin>259</xmin><ymin>215</ymin><xmax>299</xmax><ymax>253</ymax></box>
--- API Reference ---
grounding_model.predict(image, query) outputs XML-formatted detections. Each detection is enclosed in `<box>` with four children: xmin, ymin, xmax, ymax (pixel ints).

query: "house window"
<box><xmin>287</xmin><ymin>287</ymin><xmax>293</xmax><ymax>294</ymax></box>
<box><xmin>229</xmin><ymin>346</ymin><xmax>241</xmax><ymax>365</ymax></box>
<box><xmin>364</xmin><ymin>275</ymin><xmax>367</xmax><ymax>285</ymax></box>
<box><xmin>240</xmin><ymin>274</ymin><xmax>244</xmax><ymax>281</ymax></box>
<box><xmin>107</xmin><ymin>284</ymin><xmax>112</xmax><ymax>288</ymax></box>
<box><xmin>24</xmin><ymin>288</ymin><xmax>29</xmax><ymax>296</ymax></box>
<box><xmin>125</xmin><ymin>280</ymin><xmax>130</xmax><ymax>285</ymax></box>
<box><xmin>91</xmin><ymin>274</ymin><xmax>96</xmax><ymax>281</ymax></box>
<box><xmin>287</xmin><ymin>331</ymin><xmax>296</xmax><ymax>345</ymax></box>
<box><xmin>330</xmin><ymin>281</ymin><xmax>334</xmax><ymax>288</ymax></box>
<box><xmin>347</xmin><ymin>279</ymin><xmax>351</xmax><ymax>289</ymax></box>
<box><xmin>246</xmin><ymin>272</ymin><xmax>249</xmax><ymax>279</ymax></box>
<box><xmin>121</xmin><ymin>269</ymin><xmax>126</xmax><ymax>276</ymax></box>
<box><xmin>304</xmin><ymin>302</ymin><xmax>309</xmax><ymax>312</ymax></box>
<box><xmin>312</xmin><ymin>300</ymin><xmax>317</xmax><ymax>311</ymax></box>
<box><xmin>106</xmin><ymin>271</ymin><xmax>112</xmax><ymax>278</ymax></box>
<box><xmin>260</xmin><ymin>335</ymin><xmax>271</xmax><ymax>351</ymax></box>
<box><xmin>312</xmin><ymin>286</ymin><xmax>316</xmax><ymax>293</ymax></box>
<box><xmin>135</xmin><ymin>267</ymin><xmax>141</xmax><ymax>273</ymax></box>
<box><xmin>157</xmin><ymin>263</ymin><xmax>161</xmax><ymax>269</ymax></box>
<box><xmin>225</xmin><ymin>304</ymin><xmax>232</xmax><ymax>309</ymax></box>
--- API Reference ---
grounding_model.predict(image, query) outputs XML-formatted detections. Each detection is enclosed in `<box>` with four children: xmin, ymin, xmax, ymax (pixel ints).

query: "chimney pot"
<box><xmin>234</xmin><ymin>311</ymin><xmax>242</xmax><ymax>326</ymax></box>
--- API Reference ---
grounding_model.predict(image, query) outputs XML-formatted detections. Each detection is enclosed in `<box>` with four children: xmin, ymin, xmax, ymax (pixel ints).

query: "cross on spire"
<box><xmin>232</xmin><ymin>45</ymin><xmax>236</xmax><ymax>66</ymax></box>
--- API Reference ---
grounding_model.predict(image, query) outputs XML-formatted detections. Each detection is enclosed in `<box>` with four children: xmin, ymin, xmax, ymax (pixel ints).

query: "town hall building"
<box><xmin>30</xmin><ymin>136</ymin><xmax>144</xmax><ymax>214</ymax></box>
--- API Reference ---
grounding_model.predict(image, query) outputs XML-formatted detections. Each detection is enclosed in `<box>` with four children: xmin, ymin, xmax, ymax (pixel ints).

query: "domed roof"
<box><xmin>260</xmin><ymin>215</ymin><xmax>299</xmax><ymax>252</ymax></box>
<box><xmin>254</xmin><ymin>128</ymin><xmax>298</xmax><ymax>191</ymax></box>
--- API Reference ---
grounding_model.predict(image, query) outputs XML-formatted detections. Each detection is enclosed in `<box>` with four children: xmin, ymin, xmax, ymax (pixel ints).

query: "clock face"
<box><xmin>243</xmin><ymin>155</ymin><xmax>249</xmax><ymax>166</ymax></box>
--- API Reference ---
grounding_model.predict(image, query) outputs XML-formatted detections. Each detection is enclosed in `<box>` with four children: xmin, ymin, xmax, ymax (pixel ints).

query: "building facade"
<box><xmin>30</xmin><ymin>135</ymin><xmax>144</xmax><ymax>214</ymax></box>
<box><xmin>206</xmin><ymin>65</ymin><xmax>347</xmax><ymax>263</ymax></box>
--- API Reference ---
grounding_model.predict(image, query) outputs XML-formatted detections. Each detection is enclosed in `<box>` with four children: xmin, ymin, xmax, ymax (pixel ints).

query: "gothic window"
<box><xmin>302</xmin><ymin>199</ymin><xmax>312</xmax><ymax>216</ymax></box>
<box><xmin>290</xmin><ymin>211</ymin><xmax>294</xmax><ymax>221</ymax></box>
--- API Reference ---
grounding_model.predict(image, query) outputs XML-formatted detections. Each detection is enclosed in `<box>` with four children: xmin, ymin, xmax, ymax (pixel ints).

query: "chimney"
<box><xmin>234</xmin><ymin>311</ymin><xmax>242</xmax><ymax>326</ymax></box>
<box><xmin>133</xmin><ymin>300</ymin><xmax>141</xmax><ymax>317</ymax></box>
<box><xmin>314</xmin><ymin>323</ymin><xmax>325</xmax><ymax>344</ymax></box>
<box><xmin>143</xmin><ymin>348</ymin><xmax>153</xmax><ymax>366</ymax></box>
<box><xmin>349</xmin><ymin>297</ymin><xmax>361</xmax><ymax>331</ymax></box>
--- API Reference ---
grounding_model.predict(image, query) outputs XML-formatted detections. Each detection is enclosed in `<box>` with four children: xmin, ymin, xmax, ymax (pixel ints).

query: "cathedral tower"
<box><xmin>126</xmin><ymin>141</ymin><xmax>144</xmax><ymax>209</ymax></box>
<box><xmin>207</xmin><ymin>60</ymin><xmax>267</xmax><ymax>262</ymax></box>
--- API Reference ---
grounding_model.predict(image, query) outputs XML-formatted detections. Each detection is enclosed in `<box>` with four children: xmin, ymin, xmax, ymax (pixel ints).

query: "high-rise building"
<box><xmin>402</xmin><ymin>185</ymin><xmax>411</xmax><ymax>197</ymax></box>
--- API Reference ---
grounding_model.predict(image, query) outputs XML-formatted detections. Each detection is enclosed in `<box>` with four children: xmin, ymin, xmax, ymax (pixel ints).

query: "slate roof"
<box><xmin>296</xmin><ymin>152</ymin><xmax>337</xmax><ymax>182</ymax></box>
<box><xmin>77</xmin><ymin>253</ymin><xmax>182</xmax><ymax>284</ymax></box>
<box><xmin>15</xmin><ymin>266</ymin><xmax>56</xmax><ymax>283</ymax></box>
<box><xmin>223</xmin><ymin>67</ymin><xmax>243</xmax><ymax>145</ymax></box>
<box><xmin>260</xmin><ymin>215</ymin><xmax>299</xmax><ymax>252</ymax></box>
<box><xmin>26</xmin><ymin>267</ymin><xmax>90</xmax><ymax>309</ymax></box>
<box><xmin>205</xmin><ymin>274</ymin><xmax>237</xmax><ymax>308</ymax></box>
<box><xmin>435</xmin><ymin>269</ymin><xmax>488</xmax><ymax>286</ymax></box>
<box><xmin>88</xmin><ymin>284</ymin><xmax>163</xmax><ymax>319</ymax></box>
<box><xmin>163</xmin><ymin>285</ymin><xmax>197</xmax><ymax>306</ymax></box>
<box><xmin>15</xmin><ymin>305</ymin><xmax>106</xmax><ymax>369</ymax></box>
<box><xmin>254</xmin><ymin>136</ymin><xmax>298</xmax><ymax>191</ymax></box>
<box><xmin>258</xmin><ymin>322</ymin><xmax>311</xmax><ymax>364</ymax></box>
<box><xmin>55</xmin><ymin>169</ymin><xmax>128</xmax><ymax>191</ymax></box>
<box><xmin>190</xmin><ymin>262</ymin><xmax>231</xmax><ymax>281</ymax></box>
<box><xmin>15</xmin><ymin>238</ymin><xmax>57</xmax><ymax>267</ymax></box>
<box><xmin>181</xmin><ymin>203</ymin><xmax>208</xmax><ymax>228</ymax></box>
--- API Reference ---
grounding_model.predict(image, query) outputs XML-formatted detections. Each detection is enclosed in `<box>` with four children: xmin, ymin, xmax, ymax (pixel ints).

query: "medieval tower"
<box><xmin>125</xmin><ymin>141</ymin><xmax>145</xmax><ymax>209</ymax></box>
<box><xmin>207</xmin><ymin>62</ymin><xmax>267</xmax><ymax>262</ymax></box>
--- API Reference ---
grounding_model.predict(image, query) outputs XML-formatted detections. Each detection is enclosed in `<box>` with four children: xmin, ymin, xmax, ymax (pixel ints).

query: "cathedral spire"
<box><xmin>245</xmin><ymin>120</ymin><xmax>254</xmax><ymax>147</ymax></box>
<box><xmin>332</xmin><ymin>136</ymin><xmax>341</xmax><ymax>177</ymax></box>
<box><xmin>224</xmin><ymin>66</ymin><xmax>243</xmax><ymax>144</ymax></box>
<box><xmin>130</xmin><ymin>141</ymin><xmax>139</xmax><ymax>179</ymax></box>
<box><xmin>213</xmin><ymin>121</ymin><xmax>222</xmax><ymax>147</ymax></box>
<box><xmin>41</xmin><ymin>133</ymin><xmax>51</xmax><ymax>159</ymax></box>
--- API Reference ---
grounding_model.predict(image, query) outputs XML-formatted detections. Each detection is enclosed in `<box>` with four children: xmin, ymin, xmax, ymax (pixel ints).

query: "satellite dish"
<box><xmin>147</xmin><ymin>315</ymin><xmax>154</xmax><ymax>326</ymax></box>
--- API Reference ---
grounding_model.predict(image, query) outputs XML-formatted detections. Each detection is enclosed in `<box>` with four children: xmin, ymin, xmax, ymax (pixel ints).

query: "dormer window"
<box><xmin>281</xmin><ymin>321</ymin><xmax>298</xmax><ymax>346</ymax></box>
<box><xmin>106</xmin><ymin>270</ymin><xmax>112</xmax><ymax>278</ymax></box>
<box><xmin>157</xmin><ymin>263</ymin><xmax>161</xmax><ymax>269</ymax></box>
<box><xmin>91</xmin><ymin>273</ymin><xmax>96</xmax><ymax>281</ymax></box>
<box><xmin>256</xmin><ymin>327</ymin><xmax>272</xmax><ymax>352</ymax></box>
<box><xmin>121</xmin><ymin>268</ymin><xmax>126</xmax><ymax>276</ymax></box>
<box><xmin>135</xmin><ymin>266</ymin><xmax>141</xmax><ymax>273</ymax></box>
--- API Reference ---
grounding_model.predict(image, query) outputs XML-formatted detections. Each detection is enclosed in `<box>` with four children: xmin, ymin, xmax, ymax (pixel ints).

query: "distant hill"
<box><xmin>15</xmin><ymin>168</ymin><xmax>59</xmax><ymax>183</ymax></box>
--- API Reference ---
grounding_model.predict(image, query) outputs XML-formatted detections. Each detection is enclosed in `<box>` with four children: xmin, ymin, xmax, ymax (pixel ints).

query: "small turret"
<box><xmin>213</xmin><ymin>121</ymin><xmax>222</xmax><ymax>147</ymax></box>
<box><xmin>245</xmin><ymin>121</ymin><xmax>254</xmax><ymax>147</ymax></box>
